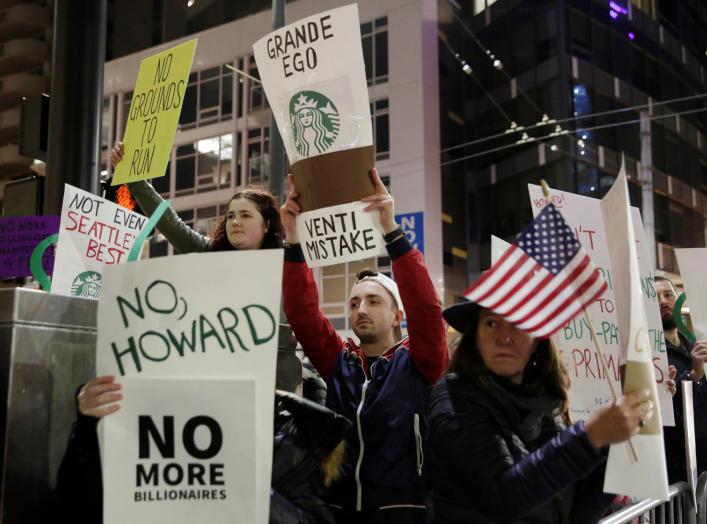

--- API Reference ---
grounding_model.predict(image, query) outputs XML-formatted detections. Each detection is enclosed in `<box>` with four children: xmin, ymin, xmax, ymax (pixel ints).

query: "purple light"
<box><xmin>609</xmin><ymin>1</ymin><xmax>628</xmax><ymax>15</ymax></box>
<box><xmin>628</xmin><ymin>31</ymin><xmax>635</xmax><ymax>40</ymax></box>
<box><xmin>609</xmin><ymin>9</ymin><xmax>618</xmax><ymax>19</ymax></box>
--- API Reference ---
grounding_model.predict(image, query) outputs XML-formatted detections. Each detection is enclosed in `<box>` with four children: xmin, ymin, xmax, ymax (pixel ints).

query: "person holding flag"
<box><xmin>425</xmin><ymin>203</ymin><xmax>654</xmax><ymax>523</ymax></box>
<box><xmin>279</xmin><ymin>169</ymin><xmax>447</xmax><ymax>523</ymax></box>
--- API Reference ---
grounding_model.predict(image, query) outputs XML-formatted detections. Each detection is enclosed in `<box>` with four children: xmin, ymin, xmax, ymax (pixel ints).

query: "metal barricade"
<box><xmin>598</xmin><ymin>483</ymin><xmax>696</xmax><ymax>524</ymax></box>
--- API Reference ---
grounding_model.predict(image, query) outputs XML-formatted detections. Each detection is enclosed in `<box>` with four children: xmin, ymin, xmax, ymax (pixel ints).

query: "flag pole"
<box><xmin>540</xmin><ymin>180</ymin><xmax>639</xmax><ymax>462</ymax></box>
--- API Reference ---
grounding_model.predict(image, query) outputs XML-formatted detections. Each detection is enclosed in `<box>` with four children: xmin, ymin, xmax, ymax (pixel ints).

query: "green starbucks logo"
<box><xmin>71</xmin><ymin>271</ymin><xmax>102</xmax><ymax>299</ymax></box>
<box><xmin>289</xmin><ymin>91</ymin><xmax>340</xmax><ymax>157</ymax></box>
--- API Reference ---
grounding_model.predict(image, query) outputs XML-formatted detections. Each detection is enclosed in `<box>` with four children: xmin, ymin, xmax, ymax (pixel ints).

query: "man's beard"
<box><xmin>662</xmin><ymin>315</ymin><xmax>677</xmax><ymax>331</ymax></box>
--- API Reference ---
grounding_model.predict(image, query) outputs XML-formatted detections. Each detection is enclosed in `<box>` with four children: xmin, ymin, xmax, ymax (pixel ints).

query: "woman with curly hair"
<box><xmin>110</xmin><ymin>141</ymin><xmax>283</xmax><ymax>253</ymax></box>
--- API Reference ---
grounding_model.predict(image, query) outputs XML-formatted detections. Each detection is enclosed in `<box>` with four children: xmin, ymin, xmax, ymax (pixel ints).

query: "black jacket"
<box><xmin>425</xmin><ymin>374</ymin><xmax>613</xmax><ymax>524</ymax></box>
<box><xmin>55</xmin><ymin>391</ymin><xmax>351</xmax><ymax>524</ymax></box>
<box><xmin>664</xmin><ymin>333</ymin><xmax>707</xmax><ymax>483</ymax></box>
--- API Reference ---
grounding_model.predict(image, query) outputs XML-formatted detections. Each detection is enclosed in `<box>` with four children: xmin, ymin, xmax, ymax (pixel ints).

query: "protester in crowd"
<box><xmin>111</xmin><ymin>141</ymin><xmax>301</xmax><ymax>392</ymax></box>
<box><xmin>111</xmin><ymin>141</ymin><xmax>283</xmax><ymax>253</ymax></box>
<box><xmin>279</xmin><ymin>170</ymin><xmax>447</xmax><ymax>523</ymax></box>
<box><xmin>271</xmin><ymin>391</ymin><xmax>351</xmax><ymax>523</ymax></box>
<box><xmin>425</xmin><ymin>301</ymin><xmax>655</xmax><ymax>524</ymax></box>
<box><xmin>55</xmin><ymin>383</ymin><xmax>350</xmax><ymax>524</ymax></box>
<box><xmin>655</xmin><ymin>276</ymin><xmax>707</xmax><ymax>483</ymax></box>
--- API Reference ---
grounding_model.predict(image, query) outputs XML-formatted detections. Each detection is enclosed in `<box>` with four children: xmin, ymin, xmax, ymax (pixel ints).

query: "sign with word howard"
<box><xmin>102</xmin><ymin>378</ymin><xmax>255</xmax><ymax>524</ymax></box>
<box><xmin>52</xmin><ymin>184</ymin><xmax>147</xmax><ymax>298</ymax></box>
<box><xmin>297</xmin><ymin>201</ymin><xmax>384</xmax><ymax>267</ymax></box>
<box><xmin>0</xmin><ymin>215</ymin><xmax>59</xmax><ymax>278</ymax></box>
<box><xmin>112</xmin><ymin>39</ymin><xmax>197</xmax><ymax>185</ymax></box>
<box><xmin>528</xmin><ymin>185</ymin><xmax>674</xmax><ymax>425</ymax></box>
<box><xmin>96</xmin><ymin>250</ymin><xmax>283</xmax><ymax>523</ymax></box>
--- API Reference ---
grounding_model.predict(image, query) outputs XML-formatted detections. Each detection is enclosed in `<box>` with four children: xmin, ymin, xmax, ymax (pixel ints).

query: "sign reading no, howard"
<box><xmin>97</xmin><ymin>250</ymin><xmax>283</xmax><ymax>524</ymax></box>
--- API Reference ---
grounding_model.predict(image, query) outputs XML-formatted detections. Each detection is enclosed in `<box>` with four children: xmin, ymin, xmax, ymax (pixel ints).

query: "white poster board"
<box><xmin>601</xmin><ymin>167</ymin><xmax>668</xmax><ymax>501</ymax></box>
<box><xmin>528</xmin><ymin>185</ymin><xmax>674</xmax><ymax>425</ymax></box>
<box><xmin>297</xmin><ymin>201</ymin><xmax>384</xmax><ymax>267</ymax></box>
<box><xmin>97</xmin><ymin>250</ymin><xmax>283</xmax><ymax>523</ymax></box>
<box><xmin>675</xmin><ymin>248</ymin><xmax>707</xmax><ymax>339</ymax></box>
<box><xmin>52</xmin><ymin>184</ymin><xmax>147</xmax><ymax>298</ymax></box>
<box><xmin>103</xmin><ymin>378</ymin><xmax>256</xmax><ymax>523</ymax></box>
<box><xmin>252</xmin><ymin>4</ymin><xmax>372</xmax><ymax>164</ymax></box>
<box><xmin>490</xmin><ymin>235</ymin><xmax>511</xmax><ymax>265</ymax></box>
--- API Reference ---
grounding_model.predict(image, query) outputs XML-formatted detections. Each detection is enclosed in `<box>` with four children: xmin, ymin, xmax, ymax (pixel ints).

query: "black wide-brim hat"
<box><xmin>443</xmin><ymin>299</ymin><xmax>482</xmax><ymax>334</ymax></box>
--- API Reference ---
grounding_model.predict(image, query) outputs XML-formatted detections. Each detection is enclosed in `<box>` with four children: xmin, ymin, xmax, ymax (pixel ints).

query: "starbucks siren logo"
<box><xmin>71</xmin><ymin>271</ymin><xmax>102</xmax><ymax>299</ymax></box>
<box><xmin>289</xmin><ymin>91</ymin><xmax>340</xmax><ymax>157</ymax></box>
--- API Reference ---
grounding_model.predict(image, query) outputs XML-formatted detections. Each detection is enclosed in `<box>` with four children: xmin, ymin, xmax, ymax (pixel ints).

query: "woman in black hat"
<box><xmin>425</xmin><ymin>301</ymin><xmax>653</xmax><ymax>524</ymax></box>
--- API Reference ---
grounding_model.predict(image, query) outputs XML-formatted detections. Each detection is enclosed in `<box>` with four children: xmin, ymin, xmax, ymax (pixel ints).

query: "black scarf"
<box><xmin>479</xmin><ymin>374</ymin><xmax>563</xmax><ymax>442</ymax></box>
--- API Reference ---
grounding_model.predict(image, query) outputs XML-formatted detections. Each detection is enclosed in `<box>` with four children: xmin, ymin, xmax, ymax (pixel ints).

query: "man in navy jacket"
<box><xmin>280</xmin><ymin>169</ymin><xmax>447</xmax><ymax>523</ymax></box>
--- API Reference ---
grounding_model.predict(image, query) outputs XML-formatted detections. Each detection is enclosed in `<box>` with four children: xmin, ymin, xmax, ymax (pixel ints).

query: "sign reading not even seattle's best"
<box><xmin>252</xmin><ymin>4</ymin><xmax>371</xmax><ymax>165</ymax></box>
<box><xmin>297</xmin><ymin>201</ymin><xmax>384</xmax><ymax>267</ymax></box>
<box><xmin>96</xmin><ymin>251</ymin><xmax>283</xmax><ymax>524</ymax></box>
<box><xmin>51</xmin><ymin>184</ymin><xmax>147</xmax><ymax>299</ymax></box>
<box><xmin>112</xmin><ymin>39</ymin><xmax>197</xmax><ymax>185</ymax></box>
<box><xmin>0</xmin><ymin>215</ymin><xmax>59</xmax><ymax>278</ymax></box>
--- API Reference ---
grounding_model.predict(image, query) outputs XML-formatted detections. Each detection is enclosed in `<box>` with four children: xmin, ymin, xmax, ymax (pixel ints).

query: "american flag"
<box><xmin>465</xmin><ymin>203</ymin><xmax>607</xmax><ymax>338</ymax></box>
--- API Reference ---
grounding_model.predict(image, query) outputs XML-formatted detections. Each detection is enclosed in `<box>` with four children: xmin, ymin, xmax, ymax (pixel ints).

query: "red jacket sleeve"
<box><xmin>282</xmin><ymin>247</ymin><xmax>343</xmax><ymax>380</ymax></box>
<box><xmin>389</xmin><ymin>235</ymin><xmax>448</xmax><ymax>384</ymax></box>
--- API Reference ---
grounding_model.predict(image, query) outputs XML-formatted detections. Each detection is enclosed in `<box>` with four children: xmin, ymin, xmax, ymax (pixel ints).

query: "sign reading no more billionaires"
<box><xmin>0</xmin><ymin>215</ymin><xmax>59</xmax><ymax>278</ymax></box>
<box><xmin>96</xmin><ymin>250</ymin><xmax>283</xmax><ymax>524</ymax></box>
<box><xmin>527</xmin><ymin>185</ymin><xmax>674</xmax><ymax>425</ymax></box>
<box><xmin>112</xmin><ymin>39</ymin><xmax>197</xmax><ymax>185</ymax></box>
<box><xmin>52</xmin><ymin>184</ymin><xmax>147</xmax><ymax>299</ymax></box>
<box><xmin>101</xmin><ymin>378</ymin><xmax>255</xmax><ymax>524</ymax></box>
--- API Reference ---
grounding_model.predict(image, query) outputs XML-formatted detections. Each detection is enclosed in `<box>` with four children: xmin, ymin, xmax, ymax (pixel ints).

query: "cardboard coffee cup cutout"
<box><xmin>253</xmin><ymin>4</ymin><xmax>374</xmax><ymax>212</ymax></box>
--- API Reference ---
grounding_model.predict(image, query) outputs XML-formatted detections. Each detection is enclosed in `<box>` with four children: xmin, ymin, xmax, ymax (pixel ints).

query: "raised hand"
<box><xmin>77</xmin><ymin>375</ymin><xmax>123</xmax><ymax>419</ymax></box>
<box><xmin>280</xmin><ymin>173</ymin><xmax>301</xmax><ymax>244</ymax></box>
<box><xmin>361</xmin><ymin>168</ymin><xmax>397</xmax><ymax>235</ymax></box>
<box><xmin>111</xmin><ymin>141</ymin><xmax>125</xmax><ymax>168</ymax></box>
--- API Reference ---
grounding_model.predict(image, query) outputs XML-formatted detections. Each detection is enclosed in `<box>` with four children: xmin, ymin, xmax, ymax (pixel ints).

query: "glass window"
<box><xmin>371</xmin><ymin>98</ymin><xmax>390</xmax><ymax>161</ymax></box>
<box><xmin>361</xmin><ymin>17</ymin><xmax>388</xmax><ymax>85</ymax></box>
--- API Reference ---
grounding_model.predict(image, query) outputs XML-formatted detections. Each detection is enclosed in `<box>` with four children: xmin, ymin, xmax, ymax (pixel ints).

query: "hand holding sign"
<box><xmin>77</xmin><ymin>375</ymin><xmax>123</xmax><ymax>418</ymax></box>
<box><xmin>361</xmin><ymin>168</ymin><xmax>397</xmax><ymax>235</ymax></box>
<box><xmin>281</xmin><ymin>174</ymin><xmax>301</xmax><ymax>245</ymax></box>
<box><xmin>585</xmin><ymin>389</ymin><xmax>654</xmax><ymax>448</ymax></box>
<box><xmin>691</xmin><ymin>341</ymin><xmax>707</xmax><ymax>380</ymax></box>
<box><xmin>111</xmin><ymin>141</ymin><xmax>125</xmax><ymax>167</ymax></box>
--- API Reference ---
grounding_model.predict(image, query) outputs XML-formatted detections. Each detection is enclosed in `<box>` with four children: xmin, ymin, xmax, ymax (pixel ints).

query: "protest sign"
<box><xmin>0</xmin><ymin>216</ymin><xmax>59</xmax><ymax>278</ymax></box>
<box><xmin>528</xmin><ymin>184</ymin><xmax>674</xmax><ymax>425</ymax></box>
<box><xmin>297</xmin><ymin>201</ymin><xmax>384</xmax><ymax>267</ymax></box>
<box><xmin>675</xmin><ymin>248</ymin><xmax>707</xmax><ymax>339</ymax></box>
<box><xmin>101</xmin><ymin>378</ymin><xmax>255</xmax><ymax>524</ymax></box>
<box><xmin>253</xmin><ymin>4</ymin><xmax>374</xmax><ymax>212</ymax></box>
<box><xmin>682</xmin><ymin>381</ymin><xmax>698</xmax><ymax>507</ymax></box>
<box><xmin>97</xmin><ymin>250</ymin><xmax>283</xmax><ymax>523</ymax></box>
<box><xmin>602</xmin><ymin>166</ymin><xmax>669</xmax><ymax>501</ymax></box>
<box><xmin>52</xmin><ymin>184</ymin><xmax>147</xmax><ymax>298</ymax></box>
<box><xmin>112</xmin><ymin>39</ymin><xmax>197</xmax><ymax>185</ymax></box>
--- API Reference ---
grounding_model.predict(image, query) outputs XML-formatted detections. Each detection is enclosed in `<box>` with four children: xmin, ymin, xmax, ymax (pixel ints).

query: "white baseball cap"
<box><xmin>354</xmin><ymin>272</ymin><xmax>404</xmax><ymax>314</ymax></box>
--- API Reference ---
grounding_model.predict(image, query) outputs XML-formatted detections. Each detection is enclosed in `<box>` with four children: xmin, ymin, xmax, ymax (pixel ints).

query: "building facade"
<box><xmin>101</xmin><ymin>0</ymin><xmax>443</xmax><ymax>335</ymax></box>
<box><xmin>439</xmin><ymin>0</ymin><xmax>706</xmax><ymax>293</ymax></box>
